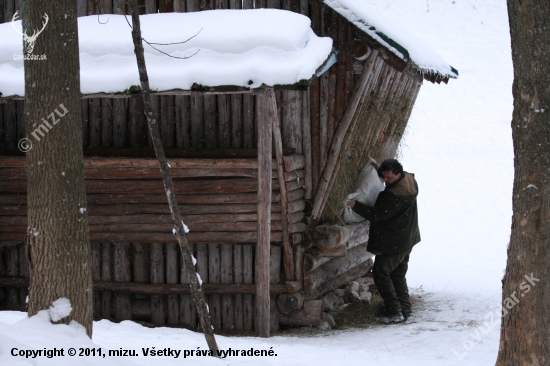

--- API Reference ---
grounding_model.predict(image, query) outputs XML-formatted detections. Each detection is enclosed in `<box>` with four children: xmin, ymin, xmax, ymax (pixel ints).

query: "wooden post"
<box><xmin>311</xmin><ymin>50</ymin><xmax>379</xmax><ymax>220</ymax></box>
<box><xmin>255</xmin><ymin>89</ymin><xmax>272</xmax><ymax>337</ymax></box>
<box><xmin>267</xmin><ymin>88</ymin><xmax>294</xmax><ymax>281</ymax></box>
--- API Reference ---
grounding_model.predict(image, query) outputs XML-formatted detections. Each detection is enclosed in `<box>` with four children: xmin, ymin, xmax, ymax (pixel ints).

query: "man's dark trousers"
<box><xmin>373</xmin><ymin>247</ymin><xmax>413</xmax><ymax>315</ymax></box>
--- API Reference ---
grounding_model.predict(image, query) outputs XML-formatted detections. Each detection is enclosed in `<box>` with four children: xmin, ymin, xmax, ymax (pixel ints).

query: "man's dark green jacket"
<box><xmin>352</xmin><ymin>172</ymin><xmax>420</xmax><ymax>255</ymax></box>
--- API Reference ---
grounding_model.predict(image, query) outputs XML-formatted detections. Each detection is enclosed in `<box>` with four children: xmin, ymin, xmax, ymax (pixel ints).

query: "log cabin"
<box><xmin>0</xmin><ymin>0</ymin><xmax>457</xmax><ymax>335</ymax></box>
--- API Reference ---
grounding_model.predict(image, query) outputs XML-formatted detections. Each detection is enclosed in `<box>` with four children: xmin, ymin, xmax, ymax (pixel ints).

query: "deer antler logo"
<box><xmin>11</xmin><ymin>11</ymin><xmax>49</xmax><ymax>55</ymax></box>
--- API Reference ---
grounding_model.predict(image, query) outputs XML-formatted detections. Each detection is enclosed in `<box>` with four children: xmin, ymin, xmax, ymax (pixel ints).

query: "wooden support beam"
<box><xmin>311</xmin><ymin>50</ymin><xmax>380</xmax><ymax>220</ymax></box>
<box><xmin>0</xmin><ymin>231</ymin><xmax>284</xmax><ymax>243</ymax></box>
<box><xmin>0</xmin><ymin>155</ymin><xmax>280</xmax><ymax>169</ymax></box>
<box><xmin>0</xmin><ymin>178</ymin><xmax>280</xmax><ymax>194</ymax></box>
<box><xmin>0</xmin><ymin>213</ymin><xmax>284</xmax><ymax>227</ymax></box>
<box><xmin>256</xmin><ymin>89</ymin><xmax>272</xmax><ymax>337</ymax></box>
<box><xmin>0</xmin><ymin>202</ymin><xmax>282</xmax><ymax>216</ymax></box>
<box><xmin>268</xmin><ymin>87</ymin><xmax>294</xmax><ymax>283</ymax></box>
<box><xmin>0</xmin><ymin>277</ymin><xmax>289</xmax><ymax>295</ymax></box>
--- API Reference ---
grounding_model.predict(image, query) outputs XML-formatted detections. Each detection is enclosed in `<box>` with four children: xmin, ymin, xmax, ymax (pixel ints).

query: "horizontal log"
<box><xmin>283</xmin><ymin>169</ymin><xmax>305</xmax><ymax>182</ymax></box>
<box><xmin>285</xmin><ymin>179</ymin><xmax>306</xmax><ymax>192</ymax></box>
<box><xmin>0</xmin><ymin>231</ymin><xmax>285</xmax><ymax>243</ymax></box>
<box><xmin>287</xmin><ymin>188</ymin><xmax>305</xmax><ymax>202</ymax></box>
<box><xmin>287</xmin><ymin>211</ymin><xmax>305</xmax><ymax>224</ymax></box>
<box><xmin>278</xmin><ymin>300</ymin><xmax>324</xmax><ymax>327</ymax></box>
<box><xmin>291</xmin><ymin>233</ymin><xmax>302</xmax><ymax>245</ymax></box>
<box><xmin>282</xmin><ymin>154</ymin><xmax>306</xmax><ymax>172</ymax></box>
<box><xmin>0</xmin><ymin>178</ymin><xmax>280</xmax><ymax>194</ymax></box>
<box><xmin>0</xmin><ymin>167</ymin><xmax>269</xmax><ymax>180</ymax></box>
<box><xmin>304</xmin><ymin>245</ymin><xmax>374</xmax><ymax>293</ymax></box>
<box><xmin>288</xmin><ymin>222</ymin><xmax>307</xmax><ymax>234</ymax></box>
<box><xmin>80</xmin><ymin>147</ymin><xmax>296</xmax><ymax>159</ymax></box>
<box><xmin>90</xmin><ymin>193</ymin><xmax>282</xmax><ymax>205</ymax></box>
<box><xmin>305</xmin><ymin>259</ymin><xmax>374</xmax><ymax>300</ymax></box>
<box><xmin>277</xmin><ymin>293</ymin><xmax>305</xmax><ymax>315</ymax></box>
<box><xmin>0</xmin><ymin>224</ymin><xmax>278</xmax><ymax>234</ymax></box>
<box><xmin>303</xmin><ymin>246</ymin><xmax>348</xmax><ymax>273</ymax></box>
<box><xmin>0</xmin><ymin>155</ymin><xmax>281</xmax><ymax>169</ymax></box>
<box><xmin>0</xmin><ymin>193</ymin><xmax>283</xmax><ymax>206</ymax></box>
<box><xmin>0</xmin><ymin>204</ymin><xmax>284</xmax><ymax>218</ymax></box>
<box><xmin>287</xmin><ymin>200</ymin><xmax>306</xmax><ymax>214</ymax></box>
<box><xmin>311</xmin><ymin>222</ymin><xmax>370</xmax><ymax>250</ymax></box>
<box><xmin>285</xmin><ymin>281</ymin><xmax>303</xmax><ymax>293</ymax></box>
<box><xmin>2</xmin><ymin>213</ymin><xmax>282</xmax><ymax>226</ymax></box>
<box><xmin>0</xmin><ymin>277</ymin><xmax>289</xmax><ymax>295</ymax></box>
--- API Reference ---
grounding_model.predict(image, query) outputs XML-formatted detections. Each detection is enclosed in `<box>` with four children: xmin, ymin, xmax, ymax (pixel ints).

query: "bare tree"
<box><xmin>127</xmin><ymin>0</ymin><xmax>219</xmax><ymax>354</ymax></box>
<box><xmin>496</xmin><ymin>1</ymin><xmax>550</xmax><ymax>364</ymax></box>
<box><xmin>21</xmin><ymin>0</ymin><xmax>93</xmax><ymax>335</ymax></box>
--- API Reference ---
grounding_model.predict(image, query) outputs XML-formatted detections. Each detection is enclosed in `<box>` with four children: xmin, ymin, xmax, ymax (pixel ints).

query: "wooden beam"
<box><xmin>0</xmin><ymin>231</ymin><xmax>284</xmax><ymax>243</ymax></box>
<box><xmin>256</xmin><ymin>89</ymin><xmax>272</xmax><ymax>337</ymax></box>
<box><xmin>0</xmin><ymin>155</ymin><xmax>282</xmax><ymax>169</ymax></box>
<box><xmin>0</xmin><ymin>178</ymin><xmax>280</xmax><ymax>194</ymax></box>
<box><xmin>311</xmin><ymin>50</ymin><xmax>379</xmax><ymax>220</ymax></box>
<box><xmin>268</xmin><ymin>88</ymin><xmax>294</xmax><ymax>282</ymax></box>
<box><xmin>0</xmin><ymin>213</ymin><xmax>283</xmax><ymax>226</ymax></box>
<box><xmin>0</xmin><ymin>277</ymin><xmax>289</xmax><ymax>295</ymax></box>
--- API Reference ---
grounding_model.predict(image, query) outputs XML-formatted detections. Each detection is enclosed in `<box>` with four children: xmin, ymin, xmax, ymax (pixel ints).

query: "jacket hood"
<box><xmin>387</xmin><ymin>172</ymin><xmax>418</xmax><ymax>197</ymax></box>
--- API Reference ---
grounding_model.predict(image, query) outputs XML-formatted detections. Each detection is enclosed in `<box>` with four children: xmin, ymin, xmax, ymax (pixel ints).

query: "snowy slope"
<box><xmin>0</xmin><ymin>1</ymin><xmax>513</xmax><ymax>365</ymax></box>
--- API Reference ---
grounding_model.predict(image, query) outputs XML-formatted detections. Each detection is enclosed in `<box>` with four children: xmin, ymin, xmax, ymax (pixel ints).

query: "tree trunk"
<box><xmin>496</xmin><ymin>1</ymin><xmax>550</xmax><ymax>364</ymax></box>
<box><xmin>128</xmin><ymin>0</ymin><xmax>219</xmax><ymax>353</ymax></box>
<box><xmin>21</xmin><ymin>1</ymin><xmax>93</xmax><ymax>335</ymax></box>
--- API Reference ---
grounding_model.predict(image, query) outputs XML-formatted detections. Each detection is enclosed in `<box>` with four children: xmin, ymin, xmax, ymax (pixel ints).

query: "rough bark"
<box><xmin>21</xmin><ymin>0</ymin><xmax>93</xmax><ymax>335</ymax></box>
<box><xmin>496</xmin><ymin>1</ymin><xmax>550</xmax><ymax>365</ymax></box>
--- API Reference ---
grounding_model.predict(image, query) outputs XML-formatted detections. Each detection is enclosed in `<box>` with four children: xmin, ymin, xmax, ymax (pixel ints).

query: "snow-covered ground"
<box><xmin>0</xmin><ymin>0</ymin><xmax>513</xmax><ymax>365</ymax></box>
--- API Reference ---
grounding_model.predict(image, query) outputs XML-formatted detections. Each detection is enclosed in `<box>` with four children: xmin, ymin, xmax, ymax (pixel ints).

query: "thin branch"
<box><xmin>147</xmin><ymin>28</ymin><xmax>203</xmax><ymax>46</ymax></box>
<box><xmin>142</xmin><ymin>39</ymin><xmax>201</xmax><ymax>60</ymax></box>
<box><xmin>114</xmin><ymin>0</ymin><xmax>134</xmax><ymax>28</ymax></box>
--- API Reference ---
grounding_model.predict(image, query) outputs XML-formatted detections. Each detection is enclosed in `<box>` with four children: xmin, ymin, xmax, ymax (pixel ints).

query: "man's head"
<box><xmin>378</xmin><ymin>159</ymin><xmax>404</xmax><ymax>185</ymax></box>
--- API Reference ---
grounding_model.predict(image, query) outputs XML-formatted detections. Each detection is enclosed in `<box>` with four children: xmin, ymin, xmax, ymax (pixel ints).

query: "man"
<box><xmin>349</xmin><ymin>159</ymin><xmax>420</xmax><ymax>323</ymax></box>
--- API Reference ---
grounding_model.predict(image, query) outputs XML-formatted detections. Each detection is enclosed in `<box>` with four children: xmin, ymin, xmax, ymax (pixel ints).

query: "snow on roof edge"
<box><xmin>0</xmin><ymin>11</ymin><xmax>334</xmax><ymax>98</ymax></box>
<box><xmin>322</xmin><ymin>0</ymin><xmax>459</xmax><ymax>80</ymax></box>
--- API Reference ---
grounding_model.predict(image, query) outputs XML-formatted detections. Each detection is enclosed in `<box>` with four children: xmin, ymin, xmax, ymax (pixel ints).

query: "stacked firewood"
<box><xmin>276</xmin><ymin>221</ymin><xmax>374</xmax><ymax>328</ymax></box>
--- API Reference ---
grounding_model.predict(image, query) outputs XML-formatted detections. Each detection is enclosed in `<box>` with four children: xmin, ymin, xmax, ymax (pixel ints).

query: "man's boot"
<box><xmin>377</xmin><ymin>307</ymin><xmax>404</xmax><ymax>324</ymax></box>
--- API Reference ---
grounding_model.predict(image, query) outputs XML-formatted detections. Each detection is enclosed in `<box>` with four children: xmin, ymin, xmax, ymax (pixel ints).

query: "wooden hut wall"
<box><xmin>0</xmin><ymin>0</ymin><xmax>424</xmax><ymax>329</ymax></box>
<box><xmin>0</xmin><ymin>0</ymin><xmax>416</xmax><ymax>199</ymax></box>
<box><xmin>0</xmin><ymin>89</ymin><xmax>308</xmax><ymax>331</ymax></box>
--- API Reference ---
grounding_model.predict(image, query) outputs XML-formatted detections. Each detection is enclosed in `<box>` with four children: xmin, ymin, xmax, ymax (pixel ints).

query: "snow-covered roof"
<box><xmin>323</xmin><ymin>0</ymin><xmax>458</xmax><ymax>79</ymax></box>
<box><xmin>0</xmin><ymin>10</ymin><xmax>333</xmax><ymax>97</ymax></box>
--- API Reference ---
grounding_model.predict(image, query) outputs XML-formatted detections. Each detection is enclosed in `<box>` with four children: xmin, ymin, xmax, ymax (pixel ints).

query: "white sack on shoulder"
<box><xmin>343</xmin><ymin>160</ymin><xmax>385</xmax><ymax>224</ymax></box>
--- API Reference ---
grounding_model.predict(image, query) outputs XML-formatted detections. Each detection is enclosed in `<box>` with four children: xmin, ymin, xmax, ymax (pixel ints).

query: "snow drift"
<box><xmin>0</xmin><ymin>10</ymin><xmax>333</xmax><ymax>97</ymax></box>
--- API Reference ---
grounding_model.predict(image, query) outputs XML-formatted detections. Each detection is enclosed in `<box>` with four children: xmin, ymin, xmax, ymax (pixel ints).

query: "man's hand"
<box><xmin>371</xmin><ymin>161</ymin><xmax>380</xmax><ymax>170</ymax></box>
<box><xmin>349</xmin><ymin>199</ymin><xmax>355</xmax><ymax>208</ymax></box>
